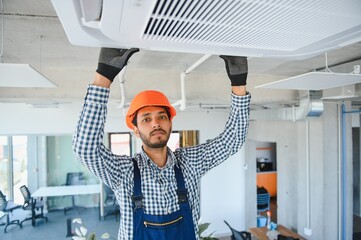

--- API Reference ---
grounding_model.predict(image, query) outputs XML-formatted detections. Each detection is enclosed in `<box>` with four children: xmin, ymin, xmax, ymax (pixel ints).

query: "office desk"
<box><xmin>32</xmin><ymin>184</ymin><xmax>104</xmax><ymax>218</ymax></box>
<box><xmin>249</xmin><ymin>225</ymin><xmax>305</xmax><ymax>240</ymax></box>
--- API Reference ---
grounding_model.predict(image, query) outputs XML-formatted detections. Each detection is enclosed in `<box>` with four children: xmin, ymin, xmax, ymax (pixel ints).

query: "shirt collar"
<box><xmin>139</xmin><ymin>147</ymin><xmax>176</xmax><ymax>170</ymax></box>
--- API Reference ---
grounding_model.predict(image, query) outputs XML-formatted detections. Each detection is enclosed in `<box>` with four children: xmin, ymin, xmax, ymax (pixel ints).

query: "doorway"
<box><xmin>244</xmin><ymin>140</ymin><xmax>278</xmax><ymax>228</ymax></box>
<box><xmin>256</xmin><ymin>142</ymin><xmax>277</xmax><ymax>223</ymax></box>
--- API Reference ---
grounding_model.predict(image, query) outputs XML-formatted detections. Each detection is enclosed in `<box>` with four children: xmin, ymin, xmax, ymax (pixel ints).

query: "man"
<box><xmin>73</xmin><ymin>48</ymin><xmax>251</xmax><ymax>240</ymax></box>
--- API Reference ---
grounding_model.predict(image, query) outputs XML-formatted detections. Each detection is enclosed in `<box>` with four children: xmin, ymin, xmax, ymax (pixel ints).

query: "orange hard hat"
<box><xmin>126</xmin><ymin>90</ymin><xmax>176</xmax><ymax>129</ymax></box>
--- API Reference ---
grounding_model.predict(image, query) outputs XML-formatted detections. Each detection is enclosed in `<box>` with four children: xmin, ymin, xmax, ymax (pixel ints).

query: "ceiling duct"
<box><xmin>299</xmin><ymin>90</ymin><xmax>324</xmax><ymax>117</ymax></box>
<box><xmin>51</xmin><ymin>0</ymin><xmax>361</xmax><ymax>59</ymax></box>
<box><xmin>250</xmin><ymin>90</ymin><xmax>324</xmax><ymax>121</ymax></box>
<box><xmin>322</xmin><ymin>84</ymin><xmax>358</xmax><ymax>100</ymax></box>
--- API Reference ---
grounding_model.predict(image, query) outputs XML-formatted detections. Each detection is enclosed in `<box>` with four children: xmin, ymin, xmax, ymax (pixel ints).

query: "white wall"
<box><xmin>27</xmin><ymin>135</ymin><xmax>47</xmax><ymax>191</ymax></box>
<box><xmin>1</xmin><ymin>102</ymin><xmax>245</xmax><ymax>236</ymax></box>
<box><xmin>0</xmin><ymin>102</ymin><xmax>82</xmax><ymax>135</ymax></box>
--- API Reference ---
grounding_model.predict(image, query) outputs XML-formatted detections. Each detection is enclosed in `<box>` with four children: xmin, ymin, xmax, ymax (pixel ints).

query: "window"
<box><xmin>0</xmin><ymin>136</ymin><xmax>10</xmax><ymax>197</ymax></box>
<box><xmin>107</xmin><ymin>131</ymin><xmax>198</xmax><ymax>155</ymax></box>
<box><xmin>109</xmin><ymin>133</ymin><xmax>131</xmax><ymax>155</ymax></box>
<box><xmin>168</xmin><ymin>132</ymin><xmax>180</xmax><ymax>151</ymax></box>
<box><xmin>12</xmin><ymin>136</ymin><xmax>28</xmax><ymax>204</ymax></box>
<box><xmin>0</xmin><ymin>136</ymin><xmax>28</xmax><ymax>203</ymax></box>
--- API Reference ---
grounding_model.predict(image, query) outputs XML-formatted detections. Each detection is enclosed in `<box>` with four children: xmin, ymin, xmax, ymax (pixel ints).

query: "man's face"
<box><xmin>133</xmin><ymin>106</ymin><xmax>172</xmax><ymax>149</ymax></box>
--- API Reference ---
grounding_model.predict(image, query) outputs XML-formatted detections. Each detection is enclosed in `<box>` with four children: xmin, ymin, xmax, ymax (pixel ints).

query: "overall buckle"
<box><xmin>132</xmin><ymin>195</ymin><xmax>144</xmax><ymax>210</ymax></box>
<box><xmin>177</xmin><ymin>189</ymin><xmax>188</xmax><ymax>204</ymax></box>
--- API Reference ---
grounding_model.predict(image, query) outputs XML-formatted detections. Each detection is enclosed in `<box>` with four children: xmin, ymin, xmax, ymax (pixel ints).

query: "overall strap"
<box><xmin>174</xmin><ymin>164</ymin><xmax>188</xmax><ymax>204</ymax></box>
<box><xmin>132</xmin><ymin>159</ymin><xmax>189</xmax><ymax>208</ymax></box>
<box><xmin>132</xmin><ymin>158</ymin><xmax>144</xmax><ymax>210</ymax></box>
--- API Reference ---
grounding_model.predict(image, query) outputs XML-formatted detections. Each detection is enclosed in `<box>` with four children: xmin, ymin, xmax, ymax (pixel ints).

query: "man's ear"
<box><xmin>133</xmin><ymin>126</ymin><xmax>140</xmax><ymax>138</ymax></box>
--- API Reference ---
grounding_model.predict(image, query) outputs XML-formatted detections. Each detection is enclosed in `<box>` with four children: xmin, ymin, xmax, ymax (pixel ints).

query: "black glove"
<box><xmin>220</xmin><ymin>55</ymin><xmax>248</xmax><ymax>86</ymax></box>
<box><xmin>96</xmin><ymin>48</ymin><xmax>139</xmax><ymax>82</ymax></box>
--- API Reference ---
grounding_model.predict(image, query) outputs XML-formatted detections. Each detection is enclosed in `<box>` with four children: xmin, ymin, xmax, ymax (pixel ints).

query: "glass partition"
<box><xmin>0</xmin><ymin>136</ymin><xmax>28</xmax><ymax>204</ymax></box>
<box><xmin>0</xmin><ymin>136</ymin><xmax>10</xmax><ymax>197</ymax></box>
<box><xmin>12</xmin><ymin>136</ymin><xmax>28</xmax><ymax>204</ymax></box>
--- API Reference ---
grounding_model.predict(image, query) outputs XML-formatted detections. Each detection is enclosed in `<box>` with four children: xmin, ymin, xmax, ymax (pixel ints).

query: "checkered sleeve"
<box><xmin>183</xmin><ymin>92</ymin><xmax>251</xmax><ymax>176</ymax></box>
<box><xmin>72</xmin><ymin>85</ymin><xmax>130</xmax><ymax>189</ymax></box>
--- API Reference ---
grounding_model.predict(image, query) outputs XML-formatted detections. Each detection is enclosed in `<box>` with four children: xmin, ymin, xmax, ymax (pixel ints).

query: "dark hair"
<box><xmin>132</xmin><ymin>106</ymin><xmax>171</xmax><ymax>127</ymax></box>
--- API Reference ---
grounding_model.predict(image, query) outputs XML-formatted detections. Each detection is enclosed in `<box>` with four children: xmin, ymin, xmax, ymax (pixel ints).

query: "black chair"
<box><xmin>0</xmin><ymin>190</ymin><xmax>22</xmax><ymax>233</ymax></box>
<box><xmin>19</xmin><ymin>185</ymin><xmax>48</xmax><ymax>227</ymax></box>
<box><xmin>224</xmin><ymin>220</ymin><xmax>252</xmax><ymax>240</ymax></box>
<box><xmin>103</xmin><ymin>184</ymin><xmax>119</xmax><ymax>221</ymax></box>
<box><xmin>63</xmin><ymin>172</ymin><xmax>86</xmax><ymax>214</ymax></box>
<box><xmin>278</xmin><ymin>235</ymin><xmax>300</xmax><ymax>240</ymax></box>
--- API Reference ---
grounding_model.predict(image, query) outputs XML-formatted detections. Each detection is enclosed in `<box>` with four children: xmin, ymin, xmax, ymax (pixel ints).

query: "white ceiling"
<box><xmin>1</xmin><ymin>0</ymin><xmax>361</xmax><ymax>110</ymax></box>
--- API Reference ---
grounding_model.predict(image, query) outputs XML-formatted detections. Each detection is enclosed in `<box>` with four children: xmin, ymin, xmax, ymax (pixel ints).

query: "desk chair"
<box><xmin>64</xmin><ymin>172</ymin><xmax>86</xmax><ymax>215</ymax></box>
<box><xmin>257</xmin><ymin>192</ymin><xmax>270</xmax><ymax>215</ymax></box>
<box><xmin>0</xmin><ymin>190</ymin><xmax>22</xmax><ymax>233</ymax></box>
<box><xmin>103</xmin><ymin>184</ymin><xmax>119</xmax><ymax>221</ymax></box>
<box><xmin>224</xmin><ymin>220</ymin><xmax>251</xmax><ymax>240</ymax></box>
<box><xmin>19</xmin><ymin>185</ymin><xmax>48</xmax><ymax>227</ymax></box>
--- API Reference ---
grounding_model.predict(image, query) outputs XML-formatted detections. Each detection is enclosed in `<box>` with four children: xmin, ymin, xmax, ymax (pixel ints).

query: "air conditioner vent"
<box><xmin>142</xmin><ymin>0</ymin><xmax>361</xmax><ymax>52</ymax></box>
<box><xmin>51</xmin><ymin>0</ymin><xmax>361</xmax><ymax>58</ymax></box>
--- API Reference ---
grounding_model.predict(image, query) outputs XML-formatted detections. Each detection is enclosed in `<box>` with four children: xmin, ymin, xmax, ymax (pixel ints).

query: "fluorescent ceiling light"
<box><xmin>0</xmin><ymin>63</ymin><xmax>57</xmax><ymax>88</ymax></box>
<box><xmin>255</xmin><ymin>72</ymin><xmax>361</xmax><ymax>90</ymax></box>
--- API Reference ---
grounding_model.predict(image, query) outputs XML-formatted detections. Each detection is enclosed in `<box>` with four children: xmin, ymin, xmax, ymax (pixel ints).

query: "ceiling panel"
<box><xmin>0</xmin><ymin>64</ymin><xmax>57</xmax><ymax>88</ymax></box>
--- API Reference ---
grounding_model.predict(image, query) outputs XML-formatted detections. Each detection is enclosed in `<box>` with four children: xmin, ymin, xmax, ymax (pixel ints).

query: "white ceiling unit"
<box><xmin>51</xmin><ymin>0</ymin><xmax>361</xmax><ymax>59</ymax></box>
<box><xmin>0</xmin><ymin>64</ymin><xmax>57</xmax><ymax>88</ymax></box>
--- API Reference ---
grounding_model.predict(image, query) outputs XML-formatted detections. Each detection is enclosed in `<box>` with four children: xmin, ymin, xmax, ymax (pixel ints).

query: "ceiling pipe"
<box><xmin>184</xmin><ymin>54</ymin><xmax>212</xmax><ymax>74</ymax></box>
<box><xmin>117</xmin><ymin>66</ymin><xmax>127</xmax><ymax>110</ymax></box>
<box><xmin>173</xmin><ymin>54</ymin><xmax>212</xmax><ymax>111</ymax></box>
<box><xmin>172</xmin><ymin>72</ymin><xmax>187</xmax><ymax>110</ymax></box>
<box><xmin>305</xmin><ymin>120</ymin><xmax>312</xmax><ymax>235</ymax></box>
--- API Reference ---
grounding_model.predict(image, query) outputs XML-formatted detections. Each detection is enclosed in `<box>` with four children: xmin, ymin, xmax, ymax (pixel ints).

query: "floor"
<box><xmin>3</xmin><ymin>199</ymin><xmax>359</xmax><ymax>239</ymax></box>
<box><xmin>0</xmin><ymin>207</ymin><xmax>234</xmax><ymax>240</ymax></box>
<box><xmin>0</xmin><ymin>207</ymin><xmax>119</xmax><ymax>240</ymax></box>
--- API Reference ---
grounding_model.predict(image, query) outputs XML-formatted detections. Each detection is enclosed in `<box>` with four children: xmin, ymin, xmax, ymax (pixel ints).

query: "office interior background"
<box><xmin>1</xmin><ymin>0</ymin><xmax>361</xmax><ymax>239</ymax></box>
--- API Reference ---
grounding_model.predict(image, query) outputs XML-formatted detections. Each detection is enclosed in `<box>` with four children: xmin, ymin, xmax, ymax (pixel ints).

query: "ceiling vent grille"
<box><xmin>52</xmin><ymin>0</ymin><xmax>361</xmax><ymax>58</ymax></box>
<box><xmin>142</xmin><ymin>0</ymin><xmax>359</xmax><ymax>51</ymax></box>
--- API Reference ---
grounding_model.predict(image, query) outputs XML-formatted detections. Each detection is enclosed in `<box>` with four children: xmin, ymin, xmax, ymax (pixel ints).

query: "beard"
<box><xmin>139</xmin><ymin>127</ymin><xmax>172</xmax><ymax>149</ymax></box>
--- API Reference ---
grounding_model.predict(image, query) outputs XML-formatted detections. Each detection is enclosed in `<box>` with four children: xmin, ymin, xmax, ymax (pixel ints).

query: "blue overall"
<box><xmin>132</xmin><ymin>159</ymin><xmax>197</xmax><ymax>240</ymax></box>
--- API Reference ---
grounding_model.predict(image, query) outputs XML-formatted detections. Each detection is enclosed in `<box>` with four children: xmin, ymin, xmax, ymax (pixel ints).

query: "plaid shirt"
<box><xmin>73</xmin><ymin>85</ymin><xmax>251</xmax><ymax>240</ymax></box>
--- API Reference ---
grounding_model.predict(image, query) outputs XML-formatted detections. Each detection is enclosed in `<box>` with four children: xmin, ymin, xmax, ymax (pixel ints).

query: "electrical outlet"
<box><xmin>304</xmin><ymin>227</ymin><xmax>312</xmax><ymax>236</ymax></box>
<box><xmin>353</xmin><ymin>65</ymin><xmax>360</xmax><ymax>74</ymax></box>
<box><xmin>243</xmin><ymin>163</ymin><xmax>248</xmax><ymax>170</ymax></box>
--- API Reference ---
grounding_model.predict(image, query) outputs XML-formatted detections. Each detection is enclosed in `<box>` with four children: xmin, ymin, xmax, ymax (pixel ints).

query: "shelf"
<box><xmin>256</xmin><ymin>147</ymin><xmax>272</xmax><ymax>150</ymax></box>
<box><xmin>257</xmin><ymin>170</ymin><xmax>277</xmax><ymax>173</ymax></box>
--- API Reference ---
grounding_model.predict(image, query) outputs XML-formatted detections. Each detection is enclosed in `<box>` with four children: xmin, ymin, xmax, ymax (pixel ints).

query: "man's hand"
<box><xmin>220</xmin><ymin>55</ymin><xmax>248</xmax><ymax>86</ymax></box>
<box><xmin>96</xmin><ymin>48</ymin><xmax>139</xmax><ymax>82</ymax></box>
